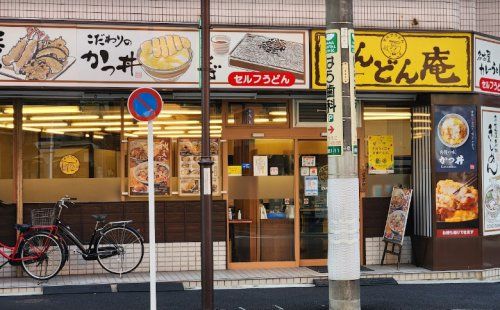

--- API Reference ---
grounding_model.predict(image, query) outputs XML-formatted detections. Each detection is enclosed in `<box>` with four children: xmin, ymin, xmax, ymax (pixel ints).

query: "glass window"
<box><xmin>227</xmin><ymin>139</ymin><xmax>295</xmax><ymax>263</ymax></box>
<box><xmin>0</xmin><ymin>104</ymin><xmax>13</xmax><ymax>203</ymax></box>
<box><xmin>228</xmin><ymin>102</ymin><xmax>288</xmax><ymax>126</ymax></box>
<box><xmin>363</xmin><ymin>105</ymin><xmax>412</xmax><ymax>197</ymax></box>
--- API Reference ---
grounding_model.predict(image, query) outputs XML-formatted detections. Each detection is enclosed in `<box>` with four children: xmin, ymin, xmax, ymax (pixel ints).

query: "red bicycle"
<box><xmin>0</xmin><ymin>200</ymin><xmax>65</xmax><ymax>280</ymax></box>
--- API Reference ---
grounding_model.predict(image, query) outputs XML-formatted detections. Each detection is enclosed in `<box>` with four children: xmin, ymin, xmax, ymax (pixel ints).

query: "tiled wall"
<box><xmin>365</xmin><ymin>237</ymin><xmax>412</xmax><ymax>265</ymax></box>
<box><xmin>0</xmin><ymin>241</ymin><xmax>226</xmax><ymax>278</ymax></box>
<box><xmin>0</xmin><ymin>0</ymin><xmax>497</xmax><ymax>37</ymax></box>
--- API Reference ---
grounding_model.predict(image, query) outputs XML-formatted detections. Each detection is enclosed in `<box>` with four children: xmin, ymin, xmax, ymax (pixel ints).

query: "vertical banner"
<box><xmin>434</xmin><ymin>105</ymin><xmax>479</xmax><ymax>237</ymax></box>
<box><xmin>474</xmin><ymin>35</ymin><xmax>500</xmax><ymax>95</ymax></box>
<box><xmin>325</xmin><ymin>29</ymin><xmax>343</xmax><ymax>156</ymax></box>
<box><xmin>482</xmin><ymin>107</ymin><xmax>500</xmax><ymax>235</ymax></box>
<box><xmin>348</xmin><ymin>29</ymin><xmax>357</xmax><ymax>154</ymax></box>
<box><xmin>368</xmin><ymin>135</ymin><xmax>394</xmax><ymax>174</ymax></box>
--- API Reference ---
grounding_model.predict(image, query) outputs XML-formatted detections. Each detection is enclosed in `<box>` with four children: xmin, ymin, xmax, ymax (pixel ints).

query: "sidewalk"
<box><xmin>1</xmin><ymin>265</ymin><xmax>500</xmax><ymax>296</ymax></box>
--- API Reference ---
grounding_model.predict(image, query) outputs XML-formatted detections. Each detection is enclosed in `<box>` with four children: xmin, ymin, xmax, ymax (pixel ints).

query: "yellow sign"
<box><xmin>368</xmin><ymin>135</ymin><xmax>394</xmax><ymax>174</ymax></box>
<box><xmin>59</xmin><ymin>155</ymin><xmax>80</xmax><ymax>175</ymax></box>
<box><xmin>311</xmin><ymin>30</ymin><xmax>472</xmax><ymax>91</ymax></box>
<box><xmin>228</xmin><ymin>165</ymin><xmax>242</xmax><ymax>176</ymax></box>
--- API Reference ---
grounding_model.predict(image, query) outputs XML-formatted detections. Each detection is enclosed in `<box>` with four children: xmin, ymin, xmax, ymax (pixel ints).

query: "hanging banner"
<box><xmin>482</xmin><ymin>107</ymin><xmax>500</xmax><ymax>236</ymax></box>
<box><xmin>383</xmin><ymin>187</ymin><xmax>413</xmax><ymax>245</ymax></box>
<box><xmin>178</xmin><ymin>138</ymin><xmax>220</xmax><ymax>196</ymax></box>
<box><xmin>311</xmin><ymin>30</ymin><xmax>472</xmax><ymax>91</ymax></box>
<box><xmin>128</xmin><ymin>138</ymin><xmax>171</xmax><ymax>196</ymax></box>
<box><xmin>474</xmin><ymin>35</ymin><xmax>500</xmax><ymax>95</ymax></box>
<box><xmin>368</xmin><ymin>135</ymin><xmax>394</xmax><ymax>174</ymax></box>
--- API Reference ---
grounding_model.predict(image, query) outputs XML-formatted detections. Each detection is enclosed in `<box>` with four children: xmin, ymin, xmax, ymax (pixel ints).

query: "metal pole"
<box><xmin>325</xmin><ymin>0</ymin><xmax>360</xmax><ymax>309</ymax></box>
<box><xmin>147</xmin><ymin>120</ymin><xmax>157</xmax><ymax>310</ymax></box>
<box><xmin>200</xmin><ymin>0</ymin><xmax>214</xmax><ymax>309</ymax></box>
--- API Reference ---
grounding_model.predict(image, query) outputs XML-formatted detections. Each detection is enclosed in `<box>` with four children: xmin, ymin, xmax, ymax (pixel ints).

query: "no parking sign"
<box><xmin>127</xmin><ymin>87</ymin><xmax>163</xmax><ymax>122</ymax></box>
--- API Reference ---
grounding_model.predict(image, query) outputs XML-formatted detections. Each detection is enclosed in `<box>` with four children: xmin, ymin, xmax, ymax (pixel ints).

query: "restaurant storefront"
<box><xmin>0</xmin><ymin>22</ymin><xmax>499</xmax><ymax>275</ymax></box>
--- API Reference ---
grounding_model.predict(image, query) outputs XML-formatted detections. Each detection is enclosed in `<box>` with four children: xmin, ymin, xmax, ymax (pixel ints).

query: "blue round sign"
<box><xmin>127</xmin><ymin>88</ymin><xmax>163</xmax><ymax>121</ymax></box>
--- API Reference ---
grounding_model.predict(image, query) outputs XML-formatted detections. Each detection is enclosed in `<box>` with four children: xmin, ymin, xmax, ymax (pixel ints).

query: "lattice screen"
<box><xmin>0</xmin><ymin>0</ymin><xmax>497</xmax><ymax>36</ymax></box>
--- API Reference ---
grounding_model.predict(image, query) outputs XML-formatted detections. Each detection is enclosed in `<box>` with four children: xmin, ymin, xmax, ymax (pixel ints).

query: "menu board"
<box><xmin>368</xmin><ymin>135</ymin><xmax>394</xmax><ymax>174</ymax></box>
<box><xmin>434</xmin><ymin>105</ymin><xmax>479</xmax><ymax>238</ymax></box>
<box><xmin>178</xmin><ymin>138</ymin><xmax>220</xmax><ymax>196</ymax></box>
<box><xmin>474</xmin><ymin>35</ymin><xmax>500</xmax><ymax>95</ymax></box>
<box><xmin>383</xmin><ymin>187</ymin><xmax>413</xmax><ymax>245</ymax></box>
<box><xmin>128</xmin><ymin>139</ymin><xmax>171</xmax><ymax>196</ymax></box>
<box><xmin>482</xmin><ymin>107</ymin><xmax>500</xmax><ymax>236</ymax></box>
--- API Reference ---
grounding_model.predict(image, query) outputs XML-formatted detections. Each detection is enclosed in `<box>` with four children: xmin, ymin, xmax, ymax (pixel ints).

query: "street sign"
<box><xmin>128</xmin><ymin>87</ymin><xmax>162</xmax><ymax>310</ymax></box>
<box><xmin>127</xmin><ymin>87</ymin><xmax>163</xmax><ymax>122</ymax></box>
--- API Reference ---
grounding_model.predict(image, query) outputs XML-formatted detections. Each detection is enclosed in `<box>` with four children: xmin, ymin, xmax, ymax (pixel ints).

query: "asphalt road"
<box><xmin>1</xmin><ymin>283</ymin><xmax>500</xmax><ymax>310</ymax></box>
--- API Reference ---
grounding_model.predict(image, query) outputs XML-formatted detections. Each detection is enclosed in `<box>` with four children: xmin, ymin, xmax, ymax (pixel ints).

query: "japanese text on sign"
<box><xmin>475</xmin><ymin>35</ymin><xmax>500</xmax><ymax>95</ymax></box>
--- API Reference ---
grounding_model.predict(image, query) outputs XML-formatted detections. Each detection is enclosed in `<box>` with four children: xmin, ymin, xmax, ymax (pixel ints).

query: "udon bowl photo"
<box><xmin>438</xmin><ymin>113</ymin><xmax>469</xmax><ymax>148</ymax></box>
<box><xmin>133</xmin><ymin>161</ymin><xmax>170</xmax><ymax>185</ymax></box>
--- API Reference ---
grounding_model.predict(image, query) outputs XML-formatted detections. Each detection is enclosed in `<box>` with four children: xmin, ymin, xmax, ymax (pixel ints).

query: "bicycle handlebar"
<box><xmin>58</xmin><ymin>196</ymin><xmax>77</xmax><ymax>208</ymax></box>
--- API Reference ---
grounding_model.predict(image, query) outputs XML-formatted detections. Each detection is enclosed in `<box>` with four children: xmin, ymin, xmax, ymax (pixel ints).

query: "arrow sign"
<box><xmin>328</xmin><ymin>125</ymin><xmax>335</xmax><ymax>134</ymax></box>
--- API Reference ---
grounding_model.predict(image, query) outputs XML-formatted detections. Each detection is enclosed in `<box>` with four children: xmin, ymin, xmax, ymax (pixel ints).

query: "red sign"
<box><xmin>228</xmin><ymin>71</ymin><xmax>295</xmax><ymax>87</ymax></box>
<box><xmin>328</xmin><ymin>125</ymin><xmax>334</xmax><ymax>134</ymax></box>
<box><xmin>479</xmin><ymin>77</ymin><xmax>500</xmax><ymax>94</ymax></box>
<box><xmin>437</xmin><ymin>228</ymin><xmax>478</xmax><ymax>238</ymax></box>
<box><xmin>127</xmin><ymin>88</ymin><xmax>163</xmax><ymax>122</ymax></box>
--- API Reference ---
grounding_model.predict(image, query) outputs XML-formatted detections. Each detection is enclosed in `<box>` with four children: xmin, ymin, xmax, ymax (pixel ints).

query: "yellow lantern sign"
<box><xmin>311</xmin><ymin>30</ymin><xmax>472</xmax><ymax>91</ymax></box>
<box><xmin>59</xmin><ymin>155</ymin><xmax>80</xmax><ymax>175</ymax></box>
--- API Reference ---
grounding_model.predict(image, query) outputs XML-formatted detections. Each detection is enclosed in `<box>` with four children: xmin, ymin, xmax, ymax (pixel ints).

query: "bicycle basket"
<box><xmin>31</xmin><ymin>208</ymin><xmax>56</xmax><ymax>226</ymax></box>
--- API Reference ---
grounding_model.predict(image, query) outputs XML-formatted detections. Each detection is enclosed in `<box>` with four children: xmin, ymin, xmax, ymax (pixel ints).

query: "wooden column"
<box><xmin>13</xmin><ymin>102</ymin><xmax>22</xmax><ymax>225</ymax></box>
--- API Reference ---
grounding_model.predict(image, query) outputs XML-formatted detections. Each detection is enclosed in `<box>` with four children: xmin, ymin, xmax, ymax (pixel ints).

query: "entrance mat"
<box><xmin>43</xmin><ymin>284</ymin><xmax>111</xmax><ymax>295</ymax></box>
<box><xmin>117</xmin><ymin>282</ymin><xmax>184</xmax><ymax>292</ymax></box>
<box><xmin>313</xmin><ymin>277</ymin><xmax>397</xmax><ymax>287</ymax></box>
<box><xmin>307</xmin><ymin>266</ymin><xmax>373</xmax><ymax>274</ymax></box>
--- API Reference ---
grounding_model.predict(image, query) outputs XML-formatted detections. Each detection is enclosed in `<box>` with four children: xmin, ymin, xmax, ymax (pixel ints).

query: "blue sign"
<box><xmin>127</xmin><ymin>88</ymin><xmax>163</xmax><ymax>121</ymax></box>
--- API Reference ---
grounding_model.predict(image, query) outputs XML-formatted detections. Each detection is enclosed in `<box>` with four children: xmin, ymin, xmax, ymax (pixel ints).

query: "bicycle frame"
<box><xmin>0</xmin><ymin>225</ymin><xmax>58</xmax><ymax>266</ymax></box>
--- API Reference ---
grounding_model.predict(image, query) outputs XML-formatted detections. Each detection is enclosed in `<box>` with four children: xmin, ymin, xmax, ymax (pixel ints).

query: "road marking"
<box><xmin>237</xmin><ymin>307</ymin><xmax>246</xmax><ymax>310</ymax></box>
<box><xmin>274</xmin><ymin>305</ymin><xmax>284</xmax><ymax>310</ymax></box>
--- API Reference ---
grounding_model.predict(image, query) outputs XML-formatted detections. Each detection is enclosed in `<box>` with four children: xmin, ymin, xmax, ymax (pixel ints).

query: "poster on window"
<box><xmin>482</xmin><ymin>107</ymin><xmax>500</xmax><ymax>235</ymax></box>
<box><xmin>253</xmin><ymin>156</ymin><xmax>268</xmax><ymax>176</ymax></box>
<box><xmin>304</xmin><ymin>176</ymin><xmax>319</xmax><ymax>196</ymax></box>
<box><xmin>128</xmin><ymin>139</ymin><xmax>171</xmax><ymax>196</ymax></box>
<box><xmin>368</xmin><ymin>135</ymin><xmax>394</xmax><ymax>174</ymax></box>
<box><xmin>383</xmin><ymin>187</ymin><xmax>413</xmax><ymax>245</ymax></box>
<box><xmin>434</xmin><ymin>105</ymin><xmax>477</xmax><ymax>172</ymax></box>
<box><xmin>178</xmin><ymin>138</ymin><xmax>220</xmax><ymax>196</ymax></box>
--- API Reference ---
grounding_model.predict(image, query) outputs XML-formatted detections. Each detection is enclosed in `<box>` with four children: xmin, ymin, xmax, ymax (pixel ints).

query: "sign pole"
<box><xmin>147</xmin><ymin>119</ymin><xmax>157</xmax><ymax>310</ymax></box>
<box><xmin>326</xmin><ymin>0</ymin><xmax>360</xmax><ymax>309</ymax></box>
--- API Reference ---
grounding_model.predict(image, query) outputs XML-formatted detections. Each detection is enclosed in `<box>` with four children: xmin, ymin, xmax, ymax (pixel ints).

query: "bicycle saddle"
<box><xmin>14</xmin><ymin>224</ymin><xmax>31</xmax><ymax>233</ymax></box>
<box><xmin>91</xmin><ymin>214</ymin><xmax>107</xmax><ymax>222</ymax></box>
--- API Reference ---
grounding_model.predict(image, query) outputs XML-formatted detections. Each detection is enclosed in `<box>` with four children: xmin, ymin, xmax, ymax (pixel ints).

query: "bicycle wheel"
<box><xmin>96</xmin><ymin>226</ymin><xmax>144</xmax><ymax>275</ymax></box>
<box><xmin>21</xmin><ymin>233</ymin><xmax>64</xmax><ymax>280</ymax></box>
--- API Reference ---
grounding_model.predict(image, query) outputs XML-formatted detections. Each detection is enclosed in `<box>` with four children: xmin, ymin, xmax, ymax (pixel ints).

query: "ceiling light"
<box><xmin>412</xmin><ymin>119</ymin><xmax>431</xmax><ymax>123</ymax></box>
<box><xmin>124</xmin><ymin>133</ymin><xmax>138</xmax><ymax>138</ymax></box>
<box><xmin>48</xmin><ymin>127</ymin><xmax>102</xmax><ymax>132</ymax></box>
<box><xmin>363</xmin><ymin>116</ymin><xmax>411</xmax><ymax>120</ymax></box>
<box><xmin>5</xmin><ymin>106</ymin><xmax>81</xmax><ymax>114</ymax></box>
<box><xmin>104</xmin><ymin>126</ymin><xmax>162</xmax><ymax>132</ymax></box>
<box><xmin>93</xmin><ymin>134</ymin><xmax>104</xmax><ymax>140</ymax></box>
<box><xmin>24</xmin><ymin>122</ymin><xmax>68</xmax><ymax>127</ymax></box>
<box><xmin>133</xmin><ymin>130</ymin><xmax>188</xmax><ymax>135</ymax></box>
<box><xmin>364</xmin><ymin>112</ymin><xmax>412</xmax><ymax>117</ymax></box>
<box><xmin>30</xmin><ymin>115</ymin><xmax>99</xmax><ymax>121</ymax></box>
<box><xmin>0</xmin><ymin>124</ymin><xmax>13</xmax><ymax>129</ymax></box>
<box><xmin>254</xmin><ymin>118</ymin><xmax>269</xmax><ymax>123</ymax></box>
<box><xmin>71</xmin><ymin>121</ymin><xmax>133</xmax><ymax>127</ymax></box>
<box><xmin>102</xmin><ymin>114</ymin><xmax>134</xmax><ymax>120</ymax></box>
<box><xmin>210</xmin><ymin>119</ymin><xmax>222</xmax><ymax>124</ymax></box>
<box><xmin>228</xmin><ymin>119</ymin><xmax>235</xmax><ymax>124</ymax></box>
<box><xmin>412</xmin><ymin>127</ymin><xmax>432</xmax><ymax>131</ymax></box>
<box><xmin>0</xmin><ymin>116</ymin><xmax>14</xmax><ymax>122</ymax></box>
<box><xmin>269</xmin><ymin>111</ymin><xmax>287</xmax><ymax>116</ymax></box>
<box><xmin>413</xmin><ymin>113</ymin><xmax>430</xmax><ymax>117</ymax></box>
<box><xmin>187</xmin><ymin>130</ymin><xmax>222</xmax><ymax>134</ymax></box>
<box><xmin>23</xmin><ymin>127</ymin><xmax>41</xmax><ymax>132</ymax></box>
<box><xmin>272</xmin><ymin>117</ymin><xmax>288</xmax><ymax>123</ymax></box>
<box><xmin>160</xmin><ymin>110</ymin><xmax>201</xmax><ymax>115</ymax></box>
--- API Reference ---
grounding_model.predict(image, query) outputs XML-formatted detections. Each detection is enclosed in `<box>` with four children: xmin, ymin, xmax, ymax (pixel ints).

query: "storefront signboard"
<box><xmin>325</xmin><ymin>29</ymin><xmax>343</xmax><ymax>156</ymax></box>
<box><xmin>368</xmin><ymin>135</ymin><xmax>394</xmax><ymax>174</ymax></box>
<box><xmin>0</xmin><ymin>24</ymin><xmax>309</xmax><ymax>89</ymax></box>
<box><xmin>178</xmin><ymin>138</ymin><xmax>220</xmax><ymax>196</ymax></box>
<box><xmin>482</xmin><ymin>107</ymin><xmax>500</xmax><ymax>236</ymax></box>
<box><xmin>128</xmin><ymin>139</ymin><xmax>171</xmax><ymax>196</ymax></box>
<box><xmin>59</xmin><ymin>155</ymin><xmax>80</xmax><ymax>175</ymax></box>
<box><xmin>211</xmin><ymin>29</ymin><xmax>309</xmax><ymax>89</ymax></box>
<box><xmin>434</xmin><ymin>105</ymin><xmax>479</xmax><ymax>238</ymax></box>
<box><xmin>311</xmin><ymin>30</ymin><xmax>472</xmax><ymax>92</ymax></box>
<box><xmin>383</xmin><ymin>187</ymin><xmax>413</xmax><ymax>245</ymax></box>
<box><xmin>474</xmin><ymin>35</ymin><xmax>500</xmax><ymax>95</ymax></box>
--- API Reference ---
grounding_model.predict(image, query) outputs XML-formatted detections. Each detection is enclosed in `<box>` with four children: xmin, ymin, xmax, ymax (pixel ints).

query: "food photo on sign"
<box><xmin>383</xmin><ymin>187</ymin><xmax>413</xmax><ymax>245</ymax></box>
<box><xmin>209</xmin><ymin>29</ymin><xmax>308</xmax><ymax>88</ymax></box>
<box><xmin>433</xmin><ymin>105</ymin><xmax>479</xmax><ymax>238</ymax></box>
<box><xmin>128</xmin><ymin>138</ymin><xmax>171</xmax><ymax>196</ymax></box>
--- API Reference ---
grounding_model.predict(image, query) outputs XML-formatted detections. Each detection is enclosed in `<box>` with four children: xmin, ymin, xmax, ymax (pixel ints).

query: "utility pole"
<box><xmin>199</xmin><ymin>0</ymin><xmax>214</xmax><ymax>309</ymax></box>
<box><xmin>325</xmin><ymin>0</ymin><xmax>360</xmax><ymax>309</ymax></box>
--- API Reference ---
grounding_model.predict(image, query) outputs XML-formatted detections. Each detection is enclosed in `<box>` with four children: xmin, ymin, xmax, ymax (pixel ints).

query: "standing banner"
<box><xmin>434</xmin><ymin>105</ymin><xmax>479</xmax><ymax>237</ymax></box>
<box><xmin>368</xmin><ymin>135</ymin><xmax>394</xmax><ymax>174</ymax></box>
<box><xmin>482</xmin><ymin>107</ymin><xmax>500</xmax><ymax>236</ymax></box>
<box><xmin>383</xmin><ymin>187</ymin><xmax>413</xmax><ymax>245</ymax></box>
<box><xmin>474</xmin><ymin>35</ymin><xmax>500</xmax><ymax>95</ymax></box>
